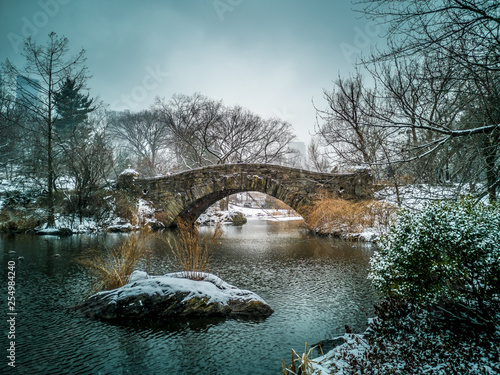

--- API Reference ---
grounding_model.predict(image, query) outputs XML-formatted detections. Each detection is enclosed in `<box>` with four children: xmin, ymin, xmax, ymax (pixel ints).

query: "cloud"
<box><xmin>0</xmin><ymin>0</ymin><xmax>380</xmax><ymax>143</ymax></box>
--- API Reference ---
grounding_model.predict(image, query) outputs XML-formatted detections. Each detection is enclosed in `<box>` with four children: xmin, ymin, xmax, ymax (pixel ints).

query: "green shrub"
<box><xmin>369</xmin><ymin>197</ymin><xmax>500</xmax><ymax>318</ymax></box>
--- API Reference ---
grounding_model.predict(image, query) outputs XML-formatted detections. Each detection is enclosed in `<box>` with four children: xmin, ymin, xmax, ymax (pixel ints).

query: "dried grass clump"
<box><xmin>305</xmin><ymin>198</ymin><xmax>396</xmax><ymax>237</ymax></box>
<box><xmin>0</xmin><ymin>209</ymin><xmax>43</xmax><ymax>233</ymax></box>
<box><xmin>365</xmin><ymin>199</ymin><xmax>397</xmax><ymax>230</ymax></box>
<box><xmin>154</xmin><ymin>210</ymin><xmax>171</xmax><ymax>227</ymax></box>
<box><xmin>77</xmin><ymin>233</ymin><xmax>150</xmax><ymax>293</ymax></box>
<box><xmin>114</xmin><ymin>192</ymin><xmax>139</xmax><ymax>224</ymax></box>
<box><xmin>281</xmin><ymin>343</ymin><xmax>318</xmax><ymax>375</ymax></box>
<box><xmin>164</xmin><ymin>219</ymin><xmax>223</xmax><ymax>280</ymax></box>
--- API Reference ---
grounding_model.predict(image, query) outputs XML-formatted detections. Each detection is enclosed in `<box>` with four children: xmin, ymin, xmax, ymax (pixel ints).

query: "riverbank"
<box><xmin>303</xmin><ymin>197</ymin><xmax>395</xmax><ymax>243</ymax></box>
<box><xmin>0</xmin><ymin>182</ymin><xmax>472</xmax><ymax>244</ymax></box>
<box><xmin>303</xmin><ymin>184</ymin><xmax>477</xmax><ymax>243</ymax></box>
<box><xmin>308</xmin><ymin>304</ymin><xmax>500</xmax><ymax>375</ymax></box>
<box><xmin>301</xmin><ymin>195</ymin><xmax>500</xmax><ymax>375</ymax></box>
<box><xmin>198</xmin><ymin>203</ymin><xmax>303</xmax><ymax>225</ymax></box>
<box><xmin>0</xmin><ymin>181</ymin><xmax>306</xmax><ymax>234</ymax></box>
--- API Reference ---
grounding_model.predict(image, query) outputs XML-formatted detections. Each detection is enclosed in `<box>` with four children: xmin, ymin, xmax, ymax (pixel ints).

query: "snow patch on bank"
<box><xmin>308</xmin><ymin>319</ymin><xmax>500</xmax><ymax>375</ymax></box>
<box><xmin>311</xmin><ymin>333</ymin><xmax>370</xmax><ymax>375</ymax></box>
<box><xmin>376</xmin><ymin>183</ymin><xmax>477</xmax><ymax>210</ymax></box>
<box><xmin>197</xmin><ymin>204</ymin><xmax>302</xmax><ymax>225</ymax></box>
<box><xmin>35</xmin><ymin>215</ymin><xmax>102</xmax><ymax>234</ymax></box>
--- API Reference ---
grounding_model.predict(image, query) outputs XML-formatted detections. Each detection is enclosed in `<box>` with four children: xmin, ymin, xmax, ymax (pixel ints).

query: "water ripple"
<box><xmin>1</xmin><ymin>222</ymin><xmax>377</xmax><ymax>375</ymax></box>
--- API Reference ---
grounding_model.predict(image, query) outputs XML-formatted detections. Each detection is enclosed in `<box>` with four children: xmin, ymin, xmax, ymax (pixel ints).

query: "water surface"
<box><xmin>1</xmin><ymin>219</ymin><xmax>377</xmax><ymax>374</ymax></box>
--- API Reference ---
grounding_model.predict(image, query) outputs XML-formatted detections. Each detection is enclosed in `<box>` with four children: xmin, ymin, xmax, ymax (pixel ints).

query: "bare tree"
<box><xmin>59</xmin><ymin>113</ymin><xmax>114</xmax><ymax>224</ymax></box>
<box><xmin>4</xmin><ymin>32</ymin><xmax>91</xmax><ymax>225</ymax></box>
<box><xmin>155</xmin><ymin>93</ymin><xmax>296</xmax><ymax>170</ymax></box>
<box><xmin>0</xmin><ymin>72</ymin><xmax>25</xmax><ymax>179</ymax></box>
<box><xmin>314</xmin><ymin>73</ymin><xmax>386</xmax><ymax>171</ymax></box>
<box><xmin>352</xmin><ymin>0</ymin><xmax>500</xmax><ymax>200</ymax></box>
<box><xmin>248</xmin><ymin>117</ymin><xmax>296</xmax><ymax>165</ymax></box>
<box><xmin>457</xmin><ymin>71</ymin><xmax>500</xmax><ymax>201</ymax></box>
<box><xmin>109</xmin><ymin>109</ymin><xmax>171</xmax><ymax>176</ymax></box>
<box><xmin>357</xmin><ymin>0</ymin><xmax>500</xmax><ymax>72</ymax></box>
<box><xmin>364</xmin><ymin>56</ymin><xmax>468</xmax><ymax>184</ymax></box>
<box><xmin>211</xmin><ymin>106</ymin><xmax>295</xmax><ymax>165</ymax></box>
<box><xmin>155</xmin><ymin>93</ymin><xmax>223</xmax><ymax>169</ymax></box>
<box><xmin>307</xmin><ymin>138</ymin><xmax>330</xmax><ymax>172</ymax></box>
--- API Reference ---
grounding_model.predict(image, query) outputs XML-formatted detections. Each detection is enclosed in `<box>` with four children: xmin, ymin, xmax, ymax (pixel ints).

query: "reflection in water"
<box><xmin>0</xmin><ymin>220</ymin><xmax>377</xmax><ymax>375</ymax></box>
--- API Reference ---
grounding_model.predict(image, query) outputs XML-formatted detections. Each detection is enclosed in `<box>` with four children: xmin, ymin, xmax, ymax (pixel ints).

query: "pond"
<box><xmin>1</xmin><ymin>219</ymin><xmax>377</xmax><ymax>375</ymax></box>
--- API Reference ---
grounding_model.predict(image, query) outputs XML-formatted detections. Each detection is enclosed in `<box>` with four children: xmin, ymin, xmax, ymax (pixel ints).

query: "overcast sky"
<box><xmin>0</xmin><ymin>0</ymin><xmax>384</xmax><ymax>143</ymax></box>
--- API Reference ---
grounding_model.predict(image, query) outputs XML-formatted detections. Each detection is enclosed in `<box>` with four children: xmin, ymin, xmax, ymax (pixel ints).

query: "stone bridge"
<box><xmin>117</xmin><ymin>163</ymin><xmax>373</xmax><ymax>227</ymax></box>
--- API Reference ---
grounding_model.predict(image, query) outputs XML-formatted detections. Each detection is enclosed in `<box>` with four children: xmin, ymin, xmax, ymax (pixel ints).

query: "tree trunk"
<box><xmin>483</xmin><ymin>135</ymin><xmax>498</xmax><ymax>202</ymax></box>
<box><xmin>485</xmin><ymin>152</ymin><xmax>497</xmax><ymax>202</ymax></box>
<box><xmin>47</xmin><ymin>111</ymin><xmax>55</xmax><ymax>226</ymax></box>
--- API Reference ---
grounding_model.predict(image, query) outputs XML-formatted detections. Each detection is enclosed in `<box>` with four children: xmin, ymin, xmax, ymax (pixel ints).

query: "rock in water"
<box><xmin>74</xmin><ymin>272</ymin><xmax>273</xmax><ymax>322</ymax></box>
<box><xmin>231</xmin><ymin>212</ymin><xmax>247</xmax><ymax>226</ymax></box>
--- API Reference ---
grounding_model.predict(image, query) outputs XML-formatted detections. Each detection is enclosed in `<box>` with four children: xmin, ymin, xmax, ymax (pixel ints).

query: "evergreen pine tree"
<box><xmin>54</xmin><ymin>77</ymin><xmax>95</xmax><ymax>138</ymax></box>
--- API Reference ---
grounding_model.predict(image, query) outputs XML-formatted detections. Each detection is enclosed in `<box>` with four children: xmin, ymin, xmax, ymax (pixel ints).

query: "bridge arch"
<box><xmin>117</xmin><ymin>164</ymin><xmax>373</xmax><ymax>227</ymax></box>
<box><xmin>174</xmin><ymin>176</ymin><xmax>306</xmax><ymax>224</ymax></box>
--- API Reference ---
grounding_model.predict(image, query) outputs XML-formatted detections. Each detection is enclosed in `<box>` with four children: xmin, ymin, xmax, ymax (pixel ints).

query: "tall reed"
<box><xmin>165</xmin><ymin>219</ymin><xmax>223</xmax><ymax>280</ymax></box>
<box><xmin>77</xmin><ymin>232</ymin><xmax>149</xmax><ymax>293</ymax></box>
<box><xmin>281</xmin><ymin>343</ymin><xmax>318</xmax><ymax>375</ymax></box>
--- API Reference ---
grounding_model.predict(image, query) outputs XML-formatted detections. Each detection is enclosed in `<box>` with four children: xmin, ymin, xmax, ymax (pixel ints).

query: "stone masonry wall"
<box><xmin>117</xmin><ymin>164</ymin><xmax>373</xmax><ymax>227</ymax></box>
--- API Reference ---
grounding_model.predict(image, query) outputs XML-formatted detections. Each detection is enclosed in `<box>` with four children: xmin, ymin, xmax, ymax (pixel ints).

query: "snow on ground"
<box><xmin>375</xmin><ymin>183</ymin><xmax>473</xmax><ymax>210</ymax></box>
<box><xmin>0</xmin><ymin>176</ymin><xmax>38</xmax><ymax>194</ymax></box>
<box><xmin>355</xmin><ymin>230</ymin><xmax>380</xmax><ymax>242</ymax></box>
<box><xmin>332</xmin><ymin>184</ymin><xmax>472</xmax><ymax>241</ymax></box>
<box><xmin>197</xmin><ymin>203</ymin><xmax>303</xmax><ymax>225</ymax></box>
<box><xmin>307</xmin><ymin>315</ymin><xmax>500</xmax><ymax>375</ymax></box>
<box><xmin>0</xmin><ymin>176</ymin><xmax>39</xmax><ymax>211</ymax></box>
<box><xmin>33</xmin><ymin>199</ymin><xmax>159</xmax><ymax>234</ymax></box>
<box><xmin>35</xmin><ymin>226</ymin><xmax>63</xmax><ymax>235</ymax></box>
<box><xmin>310</xmin><ymin>333</ymin><xmax>370</xmax><ymax>375</ymax></box>
<box><xmin>229</xmin><ymin>204</ymin><xmax>302</xmax><ymax>221</ymax></box>
<box><xmin>35</xmin><ymin>214</ymin><xmax>110</xmax><ymax>234</ymax></box>
<box><xmin>119</xmin><ymin>168</ymin><xmax>139</xmax><ymax>176</ymax></box>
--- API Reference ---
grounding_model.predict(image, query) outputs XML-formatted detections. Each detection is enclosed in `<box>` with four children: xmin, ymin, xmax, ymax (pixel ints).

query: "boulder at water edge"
<box><xmin>75</xmin><ymin>271</ymin><xmax>273</xmax><ymax>322</ymax></box>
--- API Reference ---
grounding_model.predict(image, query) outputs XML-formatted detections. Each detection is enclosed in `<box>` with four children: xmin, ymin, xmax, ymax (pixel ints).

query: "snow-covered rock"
<box><xmin>35</xmin><ymin>223</ymin><xmax>73</xmax><ymax>236</ymax></box>
<box><xmin>197</xmin><ymin>207</ymin><xmax>246</xmax><ymax>226</ymax></box>
<box><xmin>106</xmin><ymin>222</ymin><xmax>134</xmax><ymax>232</ymax></box>
<box><xmin>75</xmin><ymin>272</ymin><xmax>273</xmax><ymax>322</ymax></box>
<box><xmin>128</xmin><ymin>270</ymin><xmax>149</xmax><ymax>283</ymax></box>
<box><xmin>119</xmin><ymin>168</ymin><xmax>139</xmax><ymax>177</ymax></box>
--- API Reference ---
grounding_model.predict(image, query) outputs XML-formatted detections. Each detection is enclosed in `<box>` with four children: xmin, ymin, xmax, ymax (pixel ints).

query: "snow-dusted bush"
<box><xmin>369</xmin><ymin>197</ymin><xmax>500</xmax><ymax>317</ymax></box>
<box><xmin>312</xmin><ymin>300</ymin><xmax>500</xmax><ymax>374</ymax></box>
